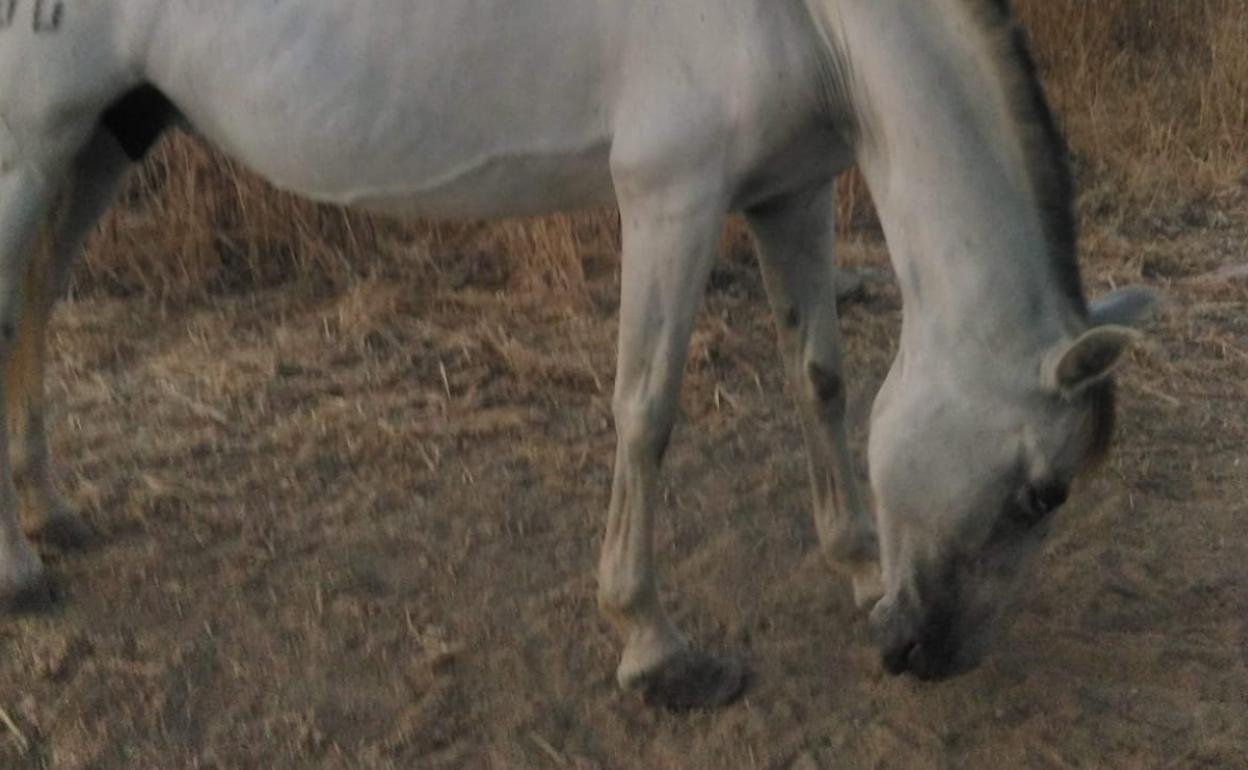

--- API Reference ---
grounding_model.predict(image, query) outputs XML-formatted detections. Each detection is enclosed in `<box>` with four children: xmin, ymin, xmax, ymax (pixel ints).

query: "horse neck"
<box><xmin>812</xmin><ymin>0</ymin><xmax>1086</xmax><ymax>370</ymax></box>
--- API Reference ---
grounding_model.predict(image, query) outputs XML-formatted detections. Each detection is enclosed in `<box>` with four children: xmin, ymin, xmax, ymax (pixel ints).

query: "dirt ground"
<box><xmin>0</xmin><ymin>190</ymin><xmax>1246</xmax><ymax>768</ymax></box>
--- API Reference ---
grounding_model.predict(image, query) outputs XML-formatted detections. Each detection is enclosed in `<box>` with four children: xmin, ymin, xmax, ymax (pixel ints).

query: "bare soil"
<box><xmin>1</xmin><ymin>198</ymin><xmax>1246</xmax><ymax>769</ymax></box>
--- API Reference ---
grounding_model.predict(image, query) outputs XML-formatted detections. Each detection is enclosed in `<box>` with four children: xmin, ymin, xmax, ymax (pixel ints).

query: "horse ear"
<box><xmin>1042</xmin><ymin>326</ymin><xmax>1140</xmax><ymax>395</ymax></box>
<box><xmin>1087</xmin><ymin>286</ymin><xmax>1160</xmax><ymax>328</ymax></box>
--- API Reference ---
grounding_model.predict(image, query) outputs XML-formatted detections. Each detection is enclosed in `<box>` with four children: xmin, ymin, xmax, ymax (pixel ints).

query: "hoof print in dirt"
<box><xmin>640</xmin><ymin>650</ymin><xmax>747</xmax><ymax>711</ymax></box>
<box><xmin>33</xmin><ymin>515</ymin><xmax>100</xmax><ymax>551</ymax></box>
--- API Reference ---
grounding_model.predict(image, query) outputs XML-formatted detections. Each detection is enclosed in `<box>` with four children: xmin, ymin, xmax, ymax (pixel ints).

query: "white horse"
<box><xmin>0</xmin><ymin>0</ymin><xmax>1155</xmax><ymax>707</ymax></box>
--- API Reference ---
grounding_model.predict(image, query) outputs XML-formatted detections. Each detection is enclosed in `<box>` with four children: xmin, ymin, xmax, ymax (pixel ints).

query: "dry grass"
<box><xmin>1020</xmin><ymin>0</ymin><xmax>1248</xmax><ymax>222</ymax></box>
<box><xmin>8</xmin><ymin>181</ymin><xmax>1246</xmax><ymax>770</ymax></box>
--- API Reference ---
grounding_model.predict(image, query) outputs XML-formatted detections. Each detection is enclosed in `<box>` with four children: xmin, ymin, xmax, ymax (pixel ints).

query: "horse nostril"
<box><xmin>881</xmin><ymin>640</ymin><xmax>916</xmax><ymax>676</ymax></box>
<box><xmin>907</xmin><ymin>634</ymin><xmax>968</xmax><ymax>681</ymax></box>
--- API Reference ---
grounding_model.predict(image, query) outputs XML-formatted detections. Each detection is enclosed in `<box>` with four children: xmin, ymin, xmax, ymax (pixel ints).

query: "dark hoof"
<box><xmin>33</xmin><ymin>515</ymin><xmax>98</xmax><ymax>551</ymax></box>
<box><xmin>639</xmin><ymin>650</ymin><xmax>747</xmax><ymax>711</ymax></box>
<box><xmin>2</xmin><ymin>574</ymin><xmax>57</xmax><ymax>615</ymax></box>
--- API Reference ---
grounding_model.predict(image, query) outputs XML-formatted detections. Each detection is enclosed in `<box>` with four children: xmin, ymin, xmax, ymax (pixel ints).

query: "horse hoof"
<box><xmin>852</xmin><ymin>563</ymin><xmax>884</xmax><ymax>610</ymax></box>
<box><xmin>1</xmin><ymin>572</ymin><xmax>57</xmax><ymax>615</ymax></box>
<box><xmin>638</xmin><ymin>649</ymin><xmax>747</xmax><ymax>711</ymax></box>
<box><xmin>33</xmin><ymin>514</ymin><xmax>98</xmax><ymax>551</ymax></box>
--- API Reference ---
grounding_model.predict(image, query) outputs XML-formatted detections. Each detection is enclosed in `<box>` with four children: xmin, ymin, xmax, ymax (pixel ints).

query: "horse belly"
<box><xmin>150</xmin><ymin>0</ymin><xmax>620</xmax><ymax>218</ymax></box>
<box><xmin>326</xmin><ymin>147</ymin><xmax>617</xmax><ymax>220</ymax></box>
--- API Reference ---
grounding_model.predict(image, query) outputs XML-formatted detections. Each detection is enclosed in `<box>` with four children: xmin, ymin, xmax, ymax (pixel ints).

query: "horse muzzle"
<box><xmin>870</xmin><ymin>595</ymin><xmax>979</xmax><ymax>681</ymax></box>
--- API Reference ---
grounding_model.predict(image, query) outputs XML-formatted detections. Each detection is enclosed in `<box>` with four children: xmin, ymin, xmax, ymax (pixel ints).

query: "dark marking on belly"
<box><xmin>100</xmin><ymin>85</ymin><xmax>177</xmax><ymax>162</ymax></box>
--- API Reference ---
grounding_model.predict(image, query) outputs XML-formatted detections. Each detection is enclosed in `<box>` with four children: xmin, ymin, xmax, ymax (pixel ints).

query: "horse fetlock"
<box><xmin>814</xmin><ymin>514</ymin><xmax>883</xmax><ymax>608</ymax></box>
<box><xmin>0</xmin><ymin>533</ymin><xmax>50</xmax><ymax>610</ymax></box>
<box><xmin>851</xmin><ymin>562</ymin><xmax>885</xmax><ymax>609</ymax></box>
<box><xmin>19</xmin><ymin>484</ymin><xmax>93</xmax><ymax>549</ymax></box>
<box><xmin>822</xmin><ymin>513</ymin><xmax>878</xmax><ymax>567</ymax></box>
<box><xmin>820</xmin><ymin>515</ymin><xmax>884</xmax><ymax>609</ymax></box>
<box><xmin>615</xmin><ymin>620</ymin><xmax>690</xmax><ymax>691</ymax></box>
<box><xmin>596</xmin><ymin>564</ymin><xmax>655</xmax><ymax>626</ymax></box>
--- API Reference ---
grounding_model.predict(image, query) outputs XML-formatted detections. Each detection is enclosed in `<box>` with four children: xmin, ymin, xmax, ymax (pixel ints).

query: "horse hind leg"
<box><xmin>8</xmin><ymin>130</ymin><xmax>130</xmax><ymax>549</ymax></box>
<box><xmin>0</xmin><ymin>150</ymin><xmax>62</xmax><ymax>609</ymax></box>
<box><xmin>746</xmin><ymin>182</ymin><xmax>883</xmax><ymax>608</ymax></box>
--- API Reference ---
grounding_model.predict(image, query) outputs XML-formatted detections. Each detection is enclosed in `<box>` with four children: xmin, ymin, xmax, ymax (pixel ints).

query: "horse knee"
<box><xmin>613</xmin><ymin>396</ymin><xmax>676</xmax><ymax>465</ymax></box>
<box><xmin>804</xmin><ymin>359</ymin><xmax>846</xmax><ymax>412</ymax></box>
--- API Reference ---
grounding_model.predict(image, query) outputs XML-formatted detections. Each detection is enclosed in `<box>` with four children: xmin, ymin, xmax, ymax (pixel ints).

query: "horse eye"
<box><xmin>1019</xmin><ymin>481</ymin><xmax>1068</xmax><ymax>522</ymax></box>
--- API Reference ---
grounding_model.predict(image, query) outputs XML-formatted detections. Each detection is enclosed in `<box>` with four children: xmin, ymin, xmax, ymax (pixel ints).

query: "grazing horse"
<box><xmin>0</xmin><ymin>0</ymin><xmax>1154</xmax><ymax>707</ymax></box>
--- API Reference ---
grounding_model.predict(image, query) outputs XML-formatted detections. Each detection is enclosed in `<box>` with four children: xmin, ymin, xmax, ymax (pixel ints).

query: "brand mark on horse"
<box><xmin>0</xmin><ymin>0</ymin><xmax>63</xmax><ymax>33</ymax></box>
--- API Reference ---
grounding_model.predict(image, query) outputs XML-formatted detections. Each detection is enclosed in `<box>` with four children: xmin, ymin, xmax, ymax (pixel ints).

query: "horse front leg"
<box><xmin>596</xmin><ymin>186</ymin><xmax>744</xmax><ymax>709</ymax></box>
<box><xmin>746</xmin><ymin>183</ymin><xmax>883</xmax><ymax>608</ymax></box>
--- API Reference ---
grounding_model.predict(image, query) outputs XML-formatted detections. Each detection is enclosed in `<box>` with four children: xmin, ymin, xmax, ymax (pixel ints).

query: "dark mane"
<box><xmin>967</xmin><ymin>2</ymin><xmax>1119</xmax><ymax>457</ymax></box>
<box><xmin>963</xmin><ymin>0</ymin><xmax>1088</xmax><ymax>316</ymax></box>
